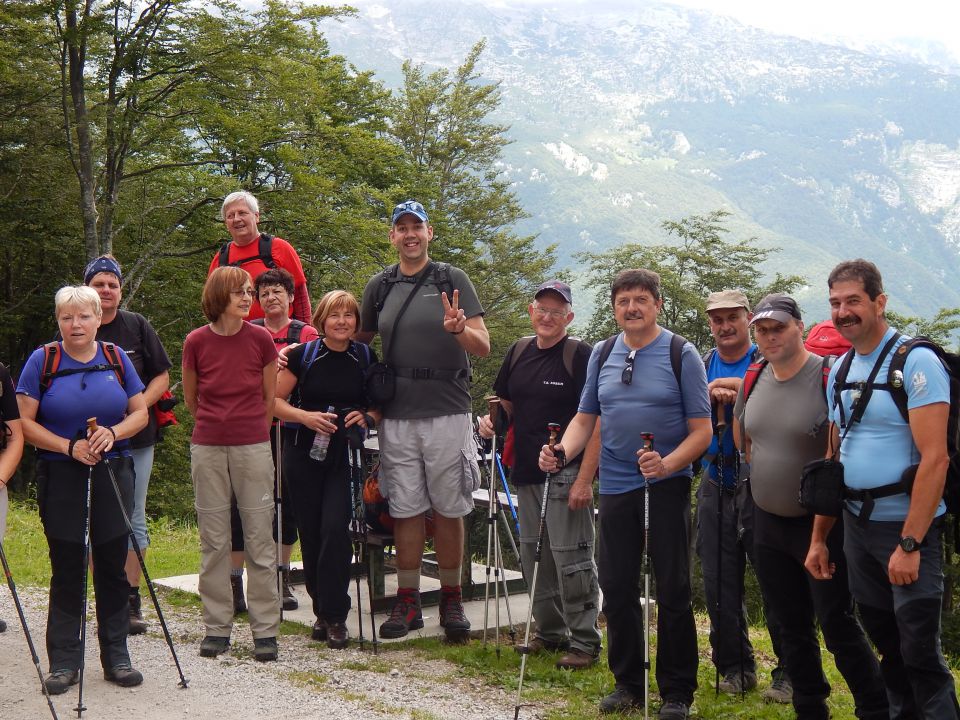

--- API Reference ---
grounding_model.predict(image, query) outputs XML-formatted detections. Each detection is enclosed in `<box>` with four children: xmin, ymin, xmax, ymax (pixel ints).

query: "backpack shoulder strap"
<box><xmin>887</xmin><ymin>337</ymin><xmax>945</xmax><ymax>424</ymax></box>
<box><xmin>598</xmin><ymin>335</ymin><xmax>618</xmax><ymax>369</ymax></box>
<box><xmin>701</xmin><ymin>347</ymin><xmax>715</xmax><ymax>372</ymax></box>
<box><xmin>352</xmin><ymin>341</ymin><xmax>373</xmax><ymax>372</ymax></box>
<box><xmin>250</xmin><ymin>318</ymin><xmax>266</xmax><ymax>326</ymax></box>
<box><xmin>374</xmin><ymin>264</ymin><xmax>400</xmax><ymax>313</ymax></box>
<box><xmin>287</xmin><ymin>319</ymin><xmax>306</xmax><ymax>345</ymax></box>
<box><xmin>100</xmin><ymin>341</ymin><xmax>126</xmax><ymax>388</ymax></box>
<box><xmin>432</xmin><ymin>261</ymin><xmax>454</xmax><ymax>299</ymax></box>
<box><xmin>820</xmin><ymin>354</ymin><xmax>838</xmax><ymax>401</ymax></box>
<box><xmin>507</xmin><ymin>336</ymin><xmax>536</xmax><ymax>374</ymax></box>
<box><xmin>258</xmin><ymin>233</ymin><xmax>275</xmax><ymax>269</ymax></box>
<box><xmin>669</xmin><ymin>333</ymin><xmax>687</xmax><ymax>389</ymax></box>
<box><xmin>742</xmin><ymin>359</ymin><xmax>768</xmax><ymax>404</ymax></box>
<box><xmin>217</xmin><ymin>241</ymin><xmax>232</xmax><ymax>268</ymax></box>
<box><xmin>40</xmin><ymin>341</ymin><xmax>61</xmax><ymax>392</ymax></box>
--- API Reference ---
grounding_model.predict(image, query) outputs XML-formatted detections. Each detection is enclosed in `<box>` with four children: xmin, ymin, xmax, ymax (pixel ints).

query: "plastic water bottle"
<box><xmin>310</xmin><ymin>406</ymin><xmax>336</xmax><ymax>461</ymax></box>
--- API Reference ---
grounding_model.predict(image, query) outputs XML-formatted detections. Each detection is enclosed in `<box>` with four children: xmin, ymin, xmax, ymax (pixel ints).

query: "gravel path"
<box><xmin>0</xmin><ymin>588</ymin><xmax>542</xmax><ymax>720</ymax></box>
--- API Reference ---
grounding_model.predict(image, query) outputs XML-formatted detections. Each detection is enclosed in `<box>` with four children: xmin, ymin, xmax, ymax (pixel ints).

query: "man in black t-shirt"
<box><xmin>478</xmin><ymin>280</ymin><xmax>601</xmax><ymax>669</ymax></box>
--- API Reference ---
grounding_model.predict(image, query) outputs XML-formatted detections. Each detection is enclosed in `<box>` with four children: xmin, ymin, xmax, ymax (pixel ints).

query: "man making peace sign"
<box><xmin>358</xmin><ymin>200</ymin><xmax>490</xmax><ymax>642</ymax></box>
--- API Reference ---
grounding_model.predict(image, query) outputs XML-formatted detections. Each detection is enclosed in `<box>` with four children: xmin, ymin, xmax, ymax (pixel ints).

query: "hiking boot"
<box><xmin>514</xmin><ymin>636</ymin><xmax>568</xmax><ymax>655</ymax></box>
<box><xmin>0</xmin><ymin>619</ymin><xmax>6</xmax><ymax>633</ymax></box>
<box><xmin>762</xmin><ymin>674</ymin><xmax>793</xmax><ymax>703</ymax></box>
<box><xmin>379</xmin><ymin>588</ymin><xmax>424</xmax><ymax>639</ymax></box>
<box><xmin>599</xmin><ymin>687</ymin><xmax>644</xmax><ymax>715</ymax></box>
<box><xmin>253</xmin><ymin>636</ymin><xmax>278</xmax><ymax>662</ymax></box>
<box><xmin>128</xmin><ymin>591</ymin><xmax>148</xmax><ymax>635</ymax></box>
<box><xmin>438</xmin><ymin>585</ymin><xmax>470</xmax><ymax>642</ymax></box>
<box><xmin>556</xmin><ymin>648</ymin><xmax>598</xmax><ymax>670</ymax></box>
<box><xmin>231</xmin><ymin>573</ymin><xmax>246</xmax><ymax>615</ymax></box>
<box><xmin>311</xmin><ymin>618</ymin><xmax>328</xmax><ymax>641</ymax></box>
<box><xmin>104</xmin><ymin>663</ymin><xmax>143</xmax><ymax>687</ymax></box>
<box><xmin>44</xmin><ymin>669</ymin><xmax>79</xmax><ymax>695</ymax></box>
<box><xmin>658</xmin><ymin>700</ymin><xmax>690</xmax><ymax>720</ymax></box>
<box><xmin>199</xmin><ymin>635</ymin><xmax>230</xmax><ymax>658</ymax></box>
<box><xmin>719</xmin><ymin>669</ymin><xmax>758</xmax><ymax>694</ymax></box>
<box><xmin>327</xmin><ymin>622</ymin><xmax>350</xmax><ymax>650</ymax></box>
<box><xmin>281</xmin><ymin>568</ymin><xmax>298</xmax><ymax>611</ymax></box>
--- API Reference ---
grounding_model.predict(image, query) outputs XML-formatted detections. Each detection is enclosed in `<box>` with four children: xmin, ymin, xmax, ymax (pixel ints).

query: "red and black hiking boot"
<box><xmin>439</xmin><ymin>585</ymin><xmax>471</xmax><ymax>643</ymax></box>
<box><xmin>379</xmin><ymin>588</ymin><xmax>424</xmax><ymax>639</ymax></box>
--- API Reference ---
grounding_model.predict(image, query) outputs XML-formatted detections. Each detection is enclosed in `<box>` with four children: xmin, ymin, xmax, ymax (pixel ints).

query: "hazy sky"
<box><xmin>485</xmin><ymin>0</ymin><xmax>960</xmax><ymax>61</ymax></box>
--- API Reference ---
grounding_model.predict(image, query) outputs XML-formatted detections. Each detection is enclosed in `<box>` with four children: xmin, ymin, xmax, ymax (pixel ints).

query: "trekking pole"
<box><xmin>495</xmin><ymin>452</ymin><xmax>522</xmax><ymax>562</ymax></box>
<box><xmin>734</xmin><ymin>451</ymin><xmax>746</xmax><ymax>699</ymax></box>
<box><xmin>513</xmin><ymin>422</ymin><xmax>560</xmax><ymax>720</ymax></box>
<box><xmin>640</xmin><ymin>431</ymin><xmax>655</xmax><ymax>720</ymax></box>
<box><xmin>482</xmin><ymin>396</ymin><xmax>500</xmax><ymax>646</ymax></box>
<box><xmin>274</xmin><ymin>422</ymin><xmax>285</xmax><ymax>623</ymax></box>
<box><xmin>76</xmin><ymin>421</ymin><xmax>96</xmax><ymax>719</ymax></box>
<box><xmin>713</xmin><ymin>406</ymin><xmax>723</xmax><ymax>697</ymax></box>
<box><xmin>493</xmin><ymin>485</ymin><xmax>516</xmax><ymax>646</ymax></box>
<box><xmin>346</xmin><ymin>424</ymin><xmax>368</xmax><ymax>650</ymax></box>
<box><xmin>487</xmin><ymin>396</ymin><xmax>504</xmax><ymax>655</ymax></box>
<box><xmin>87</xmin><ymin>420</ymin><xmax>189</xmax><ymax>689</ymax></box>
<box><xmin>0</xmin><ymin>538</ymin><xmax>60</xmax><ymax>720</ymax></box>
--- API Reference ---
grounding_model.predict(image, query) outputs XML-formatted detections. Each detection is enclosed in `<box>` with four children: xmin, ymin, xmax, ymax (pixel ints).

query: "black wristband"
<box><xmin>451</xmin><ymin>328</ymin><xmax>464</xmax><ymax>335</ymax></box>
<box><xmin>106</xmin><ymin>426</ymin><xmax>116</xmax><ymax>439</ymax></box>
<box><xmin>67</xmin><ymin>438</ymin><xmax>78</xmax><ymax>459</ymax></box>
<box><xmin>363</xmin><ymin>413</ymin><xmax>376</xmax><ymax>429</ymax></box>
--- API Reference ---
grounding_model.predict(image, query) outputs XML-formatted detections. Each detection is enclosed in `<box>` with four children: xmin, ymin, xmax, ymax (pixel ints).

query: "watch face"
<box><xmin>900</xmin><ymin>536</ymin><xmax>918</xmax><ymax>552</ymax></box>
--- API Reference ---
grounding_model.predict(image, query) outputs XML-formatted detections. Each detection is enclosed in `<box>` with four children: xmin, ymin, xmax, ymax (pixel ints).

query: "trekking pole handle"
<box><xmin>486</xmin><ymin>395</ymin><xmax>500</xmax><ymax>419</ymax></box>
<box><xmin>547</xmin><ymin>423</ymin><xmax>560</xmax><ymax>449</ymax></box>
<box><xmin>86</xmin><ymin>417</ymin><xmax>98</xmax><ymax>433</ymax></box>
<box><xmin>640</xmin><ymin>432</ymin><xmax>654</xmax><ymax>452</ymax></box>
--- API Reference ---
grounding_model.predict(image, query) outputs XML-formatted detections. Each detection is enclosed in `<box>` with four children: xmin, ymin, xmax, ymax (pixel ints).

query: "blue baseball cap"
<box><xmin>391</xmin><ymin>200</ymin><xmax>429</xmax><ymax>225</ymax></box>
<box><xmin>535</xmin><ymin>279</ymin><xmax>573</xmax><ymax>304</ymax></box>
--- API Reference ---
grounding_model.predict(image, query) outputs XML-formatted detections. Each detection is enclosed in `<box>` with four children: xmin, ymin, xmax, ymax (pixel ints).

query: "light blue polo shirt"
<box><xmin>579</xmin><ymin>329</ymin><xmax>710</xmax><ymax>495</ymax></box>
<box><xmin>828</xmin><ymin>328</ymin><xmax>949</xmax><ymax>521</ymax></box>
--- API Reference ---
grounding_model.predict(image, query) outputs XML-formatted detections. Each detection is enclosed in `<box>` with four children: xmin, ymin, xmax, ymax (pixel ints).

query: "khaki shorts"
<box><xmin>378</xmin><ymin>414</ymin><xmax>481</xmax><ymax>519</ymax></box>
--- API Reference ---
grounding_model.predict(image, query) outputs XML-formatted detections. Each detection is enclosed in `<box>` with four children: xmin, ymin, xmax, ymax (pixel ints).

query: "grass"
<box><xmin>4</xmin><ymin>499</ymin><xmax>959</xmax><ymax>718</ymax></box>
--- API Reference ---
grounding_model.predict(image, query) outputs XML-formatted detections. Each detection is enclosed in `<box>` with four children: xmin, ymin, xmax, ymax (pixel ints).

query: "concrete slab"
<box><xmin>155</xmin><ymin>561</ymin><xmax>530</xmax><ymax>644</ymax></box>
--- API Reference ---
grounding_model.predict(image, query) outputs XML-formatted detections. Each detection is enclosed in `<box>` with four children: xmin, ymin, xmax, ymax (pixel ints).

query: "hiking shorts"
<box><xmin>378</xmin><ymin>414</ymin><xmax>481</xmax><ymax>519</ymax></box>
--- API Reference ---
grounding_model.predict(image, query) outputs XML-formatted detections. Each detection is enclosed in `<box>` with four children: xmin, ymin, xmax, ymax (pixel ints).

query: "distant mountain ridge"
<box><xmin>325</xmin><ymin>0</ymin><xmax>960</xmax><ymax>318</ymax></box>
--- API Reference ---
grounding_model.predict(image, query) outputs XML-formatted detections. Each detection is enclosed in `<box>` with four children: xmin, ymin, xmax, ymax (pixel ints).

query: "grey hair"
<box><xmin>55</xmin><ymin>285</ymin><xmax>102</xmax><ymax>319</ymax></box>
<box><xmin>221</xmin><ymin>191</ymin><xmax>259</xmax><ymax>219</ymax></box>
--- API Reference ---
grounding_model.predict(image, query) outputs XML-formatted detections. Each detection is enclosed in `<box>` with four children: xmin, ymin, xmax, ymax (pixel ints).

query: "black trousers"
<box><xmin>598</xmin><ymin>476</ymin><xmax>698</xmax><ymax>705</ymax></box>
<box><xmin>38</xmin><ymin>457</ymin><xmax>134</xmax><ymax>672</ymax></box>
<box><xmin>844</xmin><ymin>512</ymin><xmax>960</xmax><ymax>720</ymax></box>
<box><xmin>285</xmin><ymin>446</ymin><xmax>353</xmax><ymax>624</ymax></box>
<box><xmin>753</xmin><ymin>507</ymin><xmax>888</xmax><ymax>719</ymax></box>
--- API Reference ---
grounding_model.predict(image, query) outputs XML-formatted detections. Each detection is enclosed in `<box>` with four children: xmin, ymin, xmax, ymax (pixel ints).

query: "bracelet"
<box><xmin>363</xmin><ymin>413</ymin><xmax>376</xmax><ymax>428</ymax></box>
<box><xmin>450</xmin><ymin>328</ymin><xmax>464</xmax><ymax>335</ymax></box>
<box><xmin>106</xmin><ymin>426</ymin><xmax>116</xmax><ymax>440</ymax></box>
<box><xmin>67</xmin><ymin>437</ymin><xmax>78</xmax><ymax>459</ymax></box>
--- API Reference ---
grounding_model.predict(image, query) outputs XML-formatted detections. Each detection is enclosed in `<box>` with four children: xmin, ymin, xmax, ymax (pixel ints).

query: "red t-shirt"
<box><xmin>182</xmin><ymin>322</ymin><xmax>278</xmax><ymax>445</ymax></box>
<box><xmin>267</xmin><ymin>320</ymin><xmax>320</xmax><ymax>350</ymax></box>
<box><xmin>207</xmin><ymin>235</ymin><xmax>308</xmax><ymax>322</ymax></box>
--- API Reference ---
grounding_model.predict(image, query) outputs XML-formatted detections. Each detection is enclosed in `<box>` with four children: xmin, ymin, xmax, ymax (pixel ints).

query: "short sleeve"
<box><xmin>450</xmin><ymin>267</ymin><xmax>484</xmax><ymax>318</ymax></box>
<box><xmin>16</xmin><ymin>348</ymin><xmax>46</xmax><ymax>400</ymax></box>
<box><xmin>492</xmin><ymin>342</ymin><xmax>518</xmax><ymax>400</ymax></box>
<box><xmin>285</xmin><ymin>342</ymin><xmax>309</xmax><ymax>378</ymax></box>
<box><xmin>679</xmin><ymin>342</ymin><xmax>711</xmax><ymax>418</ymax></box>
<box><xmin>360</xmin><ymin>274</ymin><xmax>380</xmax><ymax>333</ymax></box>
<box><xmin>578</xmin><ymin>341</ymin><xmax>603</xmax><ymax>415</ymax></box>
<box><xmin>139</xmin><ymin>315</ymin><xmax>172</xmax><ymax>379</ymax></box>
<box><xmin>272</xmin><ymin>238</ymin><xmax>308</xmax><ymax>286</ymax></box>
<box><xmin>903</xmin><ymin>347</ymin><xmax>950</xmax><ymax>411</ymax></box>
<box><xmin>119</xmin><ymin>350</ymin><xmax>146</xmax><ymax>398</ymax></box>
<box><xmin>0</xmin><ymin>366</ymin><xmax>19</xmax><ymax>420</ymax></box>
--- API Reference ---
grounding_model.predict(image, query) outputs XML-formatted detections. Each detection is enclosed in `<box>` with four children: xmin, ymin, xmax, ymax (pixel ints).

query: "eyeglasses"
<box><xmin>622</xmin><ymin>350</ymin><xmax>636</xmax><ymax>385</ymax></box>
<box><xmin>231</xmin><ymin>288</ymin><xmax>256</xmax><ymax>298</ymax></box>
<box><xmin>532</xmin><ymin>305</ymin><xmax>567</xmax><ymax>319</ymax></box>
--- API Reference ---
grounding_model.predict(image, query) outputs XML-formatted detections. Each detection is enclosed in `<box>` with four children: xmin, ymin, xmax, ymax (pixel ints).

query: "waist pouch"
<box><xmin>365</xmin><ymin>362</ymin><xmax>395</xmax><ymax>405</ymax></box>
<box><xmin>799</xmin><ymin>458</ymin><xmax>845</xmax><ymax>517</ymax></box>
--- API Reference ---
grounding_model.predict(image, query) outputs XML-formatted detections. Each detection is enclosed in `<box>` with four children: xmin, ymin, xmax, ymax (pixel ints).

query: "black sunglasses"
<box><xmin>622</xmin><ymin>350</ymin><xmax>636</xmax><ymax>385</ymax></box>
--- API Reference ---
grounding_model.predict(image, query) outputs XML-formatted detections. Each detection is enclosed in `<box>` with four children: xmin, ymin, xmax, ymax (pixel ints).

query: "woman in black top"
<box><xmin>0</xmin><ymin>363</ymin><xmax>25</xmax><ymax>634</ymax></box>
<box><xmin>274</xmin><ymin>290</ymin><xmax>379</xmax><ymax>649</ymax></box>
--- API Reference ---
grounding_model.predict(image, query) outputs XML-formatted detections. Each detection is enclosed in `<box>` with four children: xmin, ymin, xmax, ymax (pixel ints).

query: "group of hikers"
<box><xmin>0</xmin><ymin>191</ymin><xmax>957</xmax><ymax>720</ymax></box>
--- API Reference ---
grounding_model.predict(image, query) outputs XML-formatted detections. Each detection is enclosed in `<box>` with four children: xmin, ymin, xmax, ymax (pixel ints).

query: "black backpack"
<box><xmin>833</xmin><ymin>335</ymin><xmax>960</xmax><ymax>516</ymax></box>
<box><xmin>217</xmin><ymin>233</ymin><xmax>276</xmax><ymax>270</ymax></box>
<box><xmin>373</xmin><ymin>261</ymin><xmax>454</xmax><ymax>312</ymax></box>
<box><xmin>251</xmin><ymin>318</ymin><xmax>308</xmax><ymax>346</ymax></box>
<box><xmin>506</xmin><ymin>335</ymin><xmax>581</xmax><ymax>378</ymax></box>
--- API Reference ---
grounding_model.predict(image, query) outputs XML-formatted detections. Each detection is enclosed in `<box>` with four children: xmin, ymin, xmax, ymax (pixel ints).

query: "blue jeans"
<box><xmin>129</xmin><ymin>444</ymin><xmax>155</xmax><ymax>550</ymax></box>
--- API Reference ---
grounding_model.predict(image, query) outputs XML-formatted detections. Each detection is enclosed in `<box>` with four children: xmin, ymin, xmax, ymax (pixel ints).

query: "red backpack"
<box><xmin>804</xmin><ymin>320</ymin><xmax>852</xmax><ymax>357</ymax></box>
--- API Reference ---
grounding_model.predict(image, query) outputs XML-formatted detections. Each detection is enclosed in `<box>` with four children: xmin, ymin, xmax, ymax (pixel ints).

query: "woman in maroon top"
<box><xmin>182</xmin><ymin>266</ymin><xmax>280</xmax><ymax>662</ymax></box>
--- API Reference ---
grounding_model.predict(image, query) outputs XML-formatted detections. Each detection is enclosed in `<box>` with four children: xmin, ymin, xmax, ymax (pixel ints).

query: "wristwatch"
<box><xmin>898</xmin><ymin>536</ymin><xmax>920</xmax><ymax>553</ymax></box>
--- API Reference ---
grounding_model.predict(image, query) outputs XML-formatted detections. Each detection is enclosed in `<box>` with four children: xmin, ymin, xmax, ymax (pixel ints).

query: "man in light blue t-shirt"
<box><xmin>540</xmin><ymin>268</ymin><xmax>711</xmax><ymax>720</ymax></box>
<box><xmin>805</xmin><ymin>259</ymin><xmax>959</xmax><ymax>719</ymax></box>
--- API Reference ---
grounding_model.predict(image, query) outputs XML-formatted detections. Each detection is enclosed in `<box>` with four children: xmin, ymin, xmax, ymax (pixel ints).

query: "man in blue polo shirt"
<box><xmin>540</xmin><ymin>268</ymin><xmax>711</xmax><ymax>720</ymax></box>
<box><xmin>805</xmin><ymin>259</ymin><xmax>959</xmax><ymax>719</ymax></box>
